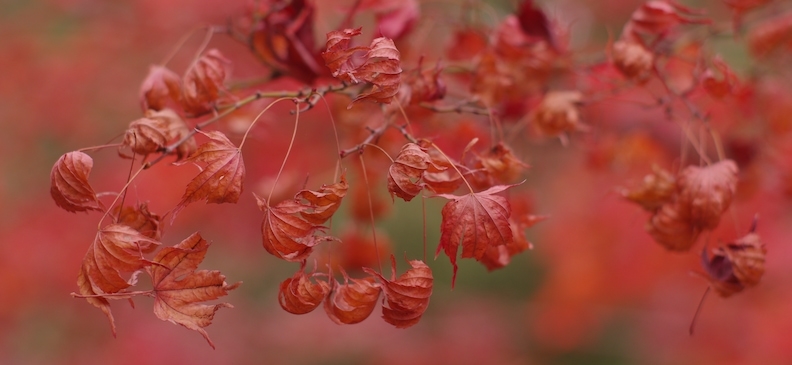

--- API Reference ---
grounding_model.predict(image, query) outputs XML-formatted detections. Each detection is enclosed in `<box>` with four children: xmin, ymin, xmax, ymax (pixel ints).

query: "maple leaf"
<box><xmin>123</xmin><ymin>116</ymin><xmax>171</xmax><ymax>155</ymax></box>
<box><xmin>530</xmin><ymin>91</ymin><xmax>587</xmax><ymax>138</ymax></box>
<box><xmin>364</xmin><ymin>256</ymin><xmax>433</xmax><ymax>328</ymax></box>
<box><xmin>387</xmin><ymin>143</ymin><xmax>443</xmax><ymax>201</ymax></box>
<box><xmin>173</xmin><ymin>131</ymin><xmax>245</xmax><ymax>219</ymax></box>
<box><xmin>77</xmin><ymin>224</ymin><xmax>161</xmax><ymax>335</ymax></box>
<box><xmin>480</xmin><ymin>214</ymin><xmax>547</xmax><ymax>271</ymax></box>
<box><xmin>50</xmin><ymin>151</ymin><xmax>103</xmax><ymax>213</ymax></box>
<box><xmin>256</xmin><ymin>196</ymin><xmax>329</xmax><ymax>262</ymax></box>
<box><xmin>113</xmin><ymin>203</ymin><xmax>163</xmax><ymax>244</ymax></box>
<box><xmin>181</xmin><ymin>49</ymin><xmax>231</xmax><ymax>117</ymax></box>
<box><xmin>145</xmin><ymin>108</ymin><xmax>196</xmax><ymax>161</ymax></box>
<box><xmin>278</xmin><ymin>261</ymin><xmax>330</xmax><ymax>314</ymax></box>
<box><xmin>295</xmin><ymin>173</ymin><xmax>348</xmax><ymax>225</ymax></box>
<box><xmin>139</xmin><ymin>64</ymin><xmax>181</xmax><ymax>112</ymax></box>
<box><xmin>321</xmin><ymin>28</ymin><xmax>402</xmax><ymax>105</ymax></box>
<box><xmin>436</xmin><ymin>184</ymin><xmax>517</xmax><ymax>287</ymax></box>
<box><xmin>324</xmin><ymin>270</ymin><xmax>381</xmax><ymax>325</ymax></box>
<box><xmin>399</xmin><ymin>59</ymin><xmax>446</xmax><ymax>105</ymax></box>
<box><xmin>148</xmin><ymin>232</ymin><xmax>240</xmax><ymax>349</ymax></box>
<box><xmin>473</xmin><ymin>142</ymin><xmax>530</xmax><ymax>187</ymax></box>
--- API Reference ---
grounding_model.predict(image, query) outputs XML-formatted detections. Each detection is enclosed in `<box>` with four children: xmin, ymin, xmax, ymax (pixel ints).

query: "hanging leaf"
<box><xmin>436</xmin><ymin>184</ymin><xmax>517</xmax><ymax>287</ymax></box>
<box><xmin>112</xmin><ymin>203</ymin><xmax>163</xmax><ymax>244</ymax></box>
<box><xmin>387</xmin><ymin>143</ymin><xmax>443</xmax><ymax>201</ymax></box>
<box><xmin>181</xmin><ymin>49</ymin><xmax>231</xmax><ymax>117</ymax></box>
<box><xmin>173</xmin><ymin>131</ymin><xmax>245</xmax><ymax>220</ymax></box>
<box><xmin>50</xmin><ymin>151</ymin><xmax>103</xmax><ymax>213</ymax></box>
<box><xmin>278</xmin><ymin>261</ymin><xmax>330</xmax><ymax>314</ymax></box>
<box><xmin>324</xmin><ymin>270</ymin><xmax>381</xmax><ymax>325</ymax></box>
<box><xmin>675</xmin><ymin>160</ymin><xmax>739</xmax><ymax>230</ymax></box>
<box><xmin>530</xmin><ymin>91</ymin><xmax>587</xmax><ymax>138</ymax></box>
<box><xmin>295</xmin><ymin>173</ymin><xmax>348</xmax><ymax>225</ymax></box>
<box><xmin>139</xmin><ymin>64</ymin><xmax>182</xmax><ymax>112</ymax></box>
<box><xmin>256</xmin><ymin>196</ymin><xmax>330</xmax><ymax>261</ymax></box>
<box><xmin>364</xmin><ymin>256</ymin><xmax>433</xmax><ymax>328</ymax></box>
<box><xmin>148</xmin><ymin>232</ymin><xmax>240</xmax><ymax>349</ymax></box>
<box><xmin>701</xmin><ymin>228</ymin><xmax>766</xmax><ymax>297</ymax></box>
<box><xmin>622</xmin><ymin>165</ymin><xmax>676</xmax><ymax>212</ymax></box>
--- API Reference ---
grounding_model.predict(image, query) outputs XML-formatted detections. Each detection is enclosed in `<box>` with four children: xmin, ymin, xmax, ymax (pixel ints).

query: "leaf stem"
<box><xmin>268</xmin><ymin>101</ymin><xmax>301</xmax><ymax>204</ymax></box>
<box><xmin>429</xmin><ymin>142</ymin><xmax>475</xmax><ymax>194</ymax></box>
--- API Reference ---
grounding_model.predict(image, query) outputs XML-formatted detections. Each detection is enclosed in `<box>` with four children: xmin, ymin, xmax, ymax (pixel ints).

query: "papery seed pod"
<box><xmin>612</xmin><ymin>40</ymin><xmax>654</xmax><ymax>82</ymax></box>
<box><xmin>646</xmin><ymin>203</ymin><xmax>700</xmax><ymax>251</ymax></box>
<box><xmin>324</xmin><ymin>271</ymin><xmax>381</xmax><ymax>325</ymax></box>
<box><xmin>364</xmin><ymin>256</ymin><xmax>433</xmax><ymax>329</ymax></box>
<box><xmin>701</xmin><ymin>227</ymin><xmax>766</xmax><ymax>297</ymax></box>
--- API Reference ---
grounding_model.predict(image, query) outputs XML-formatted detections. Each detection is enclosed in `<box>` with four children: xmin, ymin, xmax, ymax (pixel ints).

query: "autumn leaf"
<box><xmin>399</xmin><ymin>59</ymin><xmax>446</xmax><ymax>105</ymax></box>
<box><xmin>622</xmin><ymin>165</ymin><xmax>676</xmax><ymax>212</ymax></box>
<box><xmin>357</xmin><ymin>0</ymin><xmax>420</xmax><ymax>40</ymax></box>
<box><xmin>530</xmin><ymin>91</ymin><xmax>587</xmax><ymax>138</ymax></box>
<box><xmin>145</xmin><ymin>108</ymin><xmax>197</xmax><ymax>161</ymax></box>
<box><xmin>436</xmin><ymin>184</ymin><xmax>518</xmax><ymax>287</ymax></box>
<box><xmin>622</xmin><ymin>0</ymin><xmax>709</xmax><ymax>42</ymax></box>
<box><xmin>387</xmin><ymin>143</ymin><xmax>443</xmax><ymax>201</ymax></box>
<box><xmin>181</xmin><ymin>49</ymin><xmax>231</xmax><ymax>117</ymax></box>
<box><xmin>480</xmin><ymin>214</ymin><xmax>547</xmax><ymax>271</ymax></box>
<box><xmin>113</xmin><ymin>203</ymin><xmax>163</xmax><ymax>244</ymax></box>
<box><xmin>51</xmin><ymin>151</ymin><xmax>103</xmax><ymax>213</ymax></box>
<box><xmin>173</xmin><ymin>130</ymin><xmax>245</xmax><ymax>220</ymax></box>
<box><xmin>701</xmin><ymin>227</ymin><xmax>766</xmax><ymax>297</ymax></box>
<box><xmin>675</xmin><ymin>160</ymin><xmax>738</xmax><ymax>230</ymax></box>
<box><xmin>139</xmin><ymin>64</ymin><xmax>181</xmax><ymax>111</ymax></box>
<box><xmin>324</xmin><ymin>270</ymin><xmax>381</xmax><ymax>325</ymax></box>
<box><xmin>77</xmin><ymin>224</ymin><xmax>161</xmax><ymax>335</ymax></box>
<box><xmin>473</xmin><ymin>142</ymin><xmax>529</xmax><ymax>187</ymax></box>
<box><xmin>364</xmin><ymin>256</ymin><xmax>433</xmax><ymax>328</ymax></box>
<box><xmin>256</xmin><ymin>196</ymin><xmax>330</xmax><ymax>262</ymax></box>
<box><xmin>295</xmin><ymin>173</ymin><xmax>348</xmax><ymax>225</ymax></box>
<box><xmin>148</xmin><ymin>232</ymin><xmax>240</xmax><ymax>349</ymax></box>
<box><xmin>278</xmin><ymin>261</ymin><xmax>330</xmax><ymax>314</ymax></box>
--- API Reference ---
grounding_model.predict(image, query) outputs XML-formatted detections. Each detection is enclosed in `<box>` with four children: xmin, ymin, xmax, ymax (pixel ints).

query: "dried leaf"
<box><xmin>173</xmin><ymin>131</ymin><xmax>245</xmax><ymax>219</ymax></box>
<box><xmin>278</xmin><ymin>261</ymin><xmax>330</xmax><ymax>314</ymax></box>
<box><xmin>387</xmin><ymin>143</ymin><xmax>443</xmax><ymax>201</ymax></box>
<box><xmin>701</xmin><ymin>56</ymin><xmax>739</xmax><ymax>99</ymax></box>
<box><xmin>622</xmin><ymin>0</ymin><xmax>708</xmax><ymax>41</ymax></box>
<box><xmin>322</xmin><ymin>28</ymin><xmax>368</xmax><ymax>82</ymax></box>
<box><xmin>256</xmin><ymin>196</ymin><xmax>328</xmax><ymax>262</ymax></box>
<box><xmin>358</xmin><ymin>0</ymin><xmax>420</xmax><ymax>40</ymax></box>
<box><xmin>181</xmin><ymin>49</ymin><xmax>231</xmax><ymax>117</ymax></box>
<box><xmin>123</xmin><ymin>117</ymin><xmax>170</xmax><ymax>155</ymax></box>
<box><xmin>50</xmin><ymin>151</ymin><xmax>103</xmax><ymax>213</ymax></box>
<box><xmin>77</xmin><ymin>224</ymin><xmax>161</xmax><ymax>334</ymax></box>
<box><xmin>145</xmin><ymin>108</ymin><xmax>196</xmax><ymax>160</ymax></box>
<box><xmin>364</xmin><ymin>256</ymin><xmax>432</xmax><ymax>328</ymax></box>
<box><xmin>139</xmin><ymin>65</ymin><xmax>182</xmax><ymax>111</ymax></box>
<box><xmin>324</xmin><ymin>271</ymin><xmax>381</xmax><ymax>325</ymax></box>
<box><xmin>148</xmin><ymin>232</ymin><xmax>240</xmax><ymax>349</ymax></box>
<box><xmin>400</xmin><ymin>60</ymin><xmax>446</xmax><ymax>105</ymax></box>
<box><xmin>480</xmin><ymin>214</ymin><xmax>547</xmax><ymax>271</ymax></box>
<box><xmin>113</xmin><ymin>203</ymin><xmax>163</xmax><ymax>244</ymax></box>
<box><xmin>645</xmin><ymin>203</ymin><xmax>700</xmax><ymax>251</ymax></box>
<box><xmin>612</xmin><ymin>40</ymin><xmax>654</xmax><ymax>82</ymax></box>
<box><xmin>516</xmin><ymin>0</ymin><xmax>555</xmax><ymax>47</ymax></box>
<box><xmin>530</xmin><ymin>91</ymin><xmax>587</xmax><ymax>137</ymax></box>
<box><xmin>748</xmin><ymin>11</ymin><xmax>792</xmax><ymax>57</ymax></box>
<box><xmin>676</xmin><ymin>160</ymin><xmax>739</xmax><ymax>230</ymax></box>
<box><xmin>437</xmin><ymin>184</ymin><xmax>517</xmax><ymax>287</ymax></box>
<box><xmin>701</xmin><ymin>230</ymin><xmax>766</xmax><ymax>297</ymax></box>
<box><xmin>474</xmin><ymin>142</ymin><xmax>529</xmax><ymax>186</ymax></box>
<box><xmin>622</xmin><ymin>165</ymin><xmax>676</xmax><ymax>212</ymax></box>
<box><xmin>295</xmin><ymin>173</ymin><xmax>348</xmax><ymax>225</ymax></box>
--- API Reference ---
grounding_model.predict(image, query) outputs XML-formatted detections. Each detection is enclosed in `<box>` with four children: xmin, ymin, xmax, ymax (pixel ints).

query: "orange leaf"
<box><xmin>139</xmin><ymin>64</ymin><xmax>181</xmax><ymax>112</ymax></box>
<box><xmin>113</xmin><ymin>203</ymin><xmax>163</xmax><ymax>244</ymax></box>
<box><xmin>436</xmin><ymin>184</ymin><xmax>517</xmax><ymax>287</ymax></box>
<box><xmin>256</xmin><ymin>196</ymin><xmax>329</xmax><ymax>261</ymax></box>
<box><xmin>77</xmin><ymin>224</ymin><xmax>161</xmax><ymax>335</ymax></box>
<box><xmin>324</xmin><ymin>270</ymin><xmax>381</xmax><ymax>324</ymax></box>
<box><xmin>173</xmin><ymin>131</ymin><xmax>245</xmax><ymax>219</ymax></box>
<box><xmin>278</xmin><ymin>261</ymin><xmax>330</xmax><ymax>314</ymax></box>
<box><xmin>148</xmin><ymin>232</ymin><xmax>240</xmax><ymax>349</ymax></box>
<box><xmin>364</xmin><ymin>256</ymin><xmax>433</xmax><ymax>328</ymax></box>
<box><xmin>622</xmin><ymin>165</ymin><xmax>676</xmax><ymax>212</ymax></box>
<box><xmin>295</xmin><ymin>173</ymin><xmax>348</xmax><ymax>225</ymax></box>
<box><xmin>181</xmin><ymin>49</ymin><xmax>231</xmax><ymax>117</ymax></box>
<box><xmin>50</xmin><ymin>151</ymin><xmax>103</xmax><ymax>213</ymax></box>
<box><xmin>530</xmin><ymin>91</ymin><xmax>587</xmax><ymax>137</ymax></box>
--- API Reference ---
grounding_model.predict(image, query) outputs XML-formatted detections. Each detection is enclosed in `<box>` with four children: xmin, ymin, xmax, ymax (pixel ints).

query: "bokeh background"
<box><xmin>2</xmin><ymin>0</ymin><xmax>792</xmax><ymax>364</ymax></box>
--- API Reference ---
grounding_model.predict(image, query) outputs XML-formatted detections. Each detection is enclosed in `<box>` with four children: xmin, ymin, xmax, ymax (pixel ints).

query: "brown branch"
<box><xmin>419</xmin><ymin>101</ymin><xmax>491</xmax><ymax>116</ymax></box>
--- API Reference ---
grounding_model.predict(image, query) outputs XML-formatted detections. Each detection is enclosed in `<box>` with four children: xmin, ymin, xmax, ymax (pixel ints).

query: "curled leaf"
<box><xmin>295</xmin><ymin>173</ymin><xmax>348</xmax><ymax>225</ymax></box>
<box><xmin>364</xmin><ymin>256</ymin><xmax>433</xmax><ymax>328</ymax></box>
<box><xmin>675</xmin><ymin>160</ymin><xmax>739</xmax><ymax>230</ymax></box>
<box><xmin>701</xmin><ymin>55</ymin><xmax>739</xmax><ymax>99</ymax></box>
<box><xmin>50</xmin><ymin>151</ymin><xmax>103</xmax><ymax>213</ymax></box>
<box><xmin>530</xmin><ymin>91</ymin><xmax>587</xmax><ymax>138</ymax></box>
<box><xmin>139</xmin><ymin>65</ymin><xmax>181</xmax><ymax>111</ymax></box>
<box><xmin>621</xmin><ymin>0</ymin><xmax>709</xmax><ymax>41</ymax></box>
<box><xmin>437</xmin><ymin>184</ymin><xmax>517</xmax><ymax>287</ymax></box>
<box><xmin>113</xmin><ymin>203</ymin><xmax>163</xmax><ymax>244</ymax></box>
<box><xmin>611</xmin><ymin>40</ymin><xmax>654</xmax><ymax>82</ymax></box>
<box><xmin>146</xmin><ymin>108</ymin><xmax>196</xmax><ymax>160</ymax></box>
<box><xmin>173</xmin><ymin>131</ymin><xmax>245</xmax><ymax>219</ymax></box>
<box><xmin>256</xmin><ymin>196</ymin><xmax>328</xmax><ymax>262</ymax></box>
<box><xmin>324</xmin><ymin>270</ymin><xmax>381</xmax><ymax>324</ymax></box>
<box><xmin>400</xmin><ymin>59</ymin><xmax>446</xmax><ymax>105</ymax></box>
<box><xmin>181</xmin><ymin>49</ymin><xmax>231</xmax><ymax>117</ymax></box>
<box><xmin>387</xmin><ymin>143</ymin><xmax>443</xmax><ymax>201</ymax></box>
<box><xmin>148</xmin><ymin>232</ymin><xmax>240</xmax><ymax>349</ymax></box>
<box><xmin>123</xmin><ymin>117</ymin><xmax>170</xmax><ymax>155</ymax></box>
<box><xmin>645</xmin><ymin>203</ymin><xmax>700</xmax><ymax>251</ymax></box>
<box><xmin>701</xmin><ymin>228</ymin><xmax>766</xmax><ymax>297</ymax></box>
<box><xmin>278</xmin><ymin>261</ymin><xmax>330</xmax><ymax>314</ymax></box>
<box><xmin>622</xmin><ymin>165</ymin><xmax>676</xmax><ymax>212</ymax></box>
<box><xmin>473</xmin><ymin>142</ymin><xmax>529</xmax><ymax>187</ymax></box>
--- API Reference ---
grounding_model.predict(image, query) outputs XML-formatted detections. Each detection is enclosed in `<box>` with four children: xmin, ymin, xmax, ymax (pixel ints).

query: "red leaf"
<box><xmin>436</xmin><ymin>184</ymin><xmax>517</xmax><ymax>287</ymax></box>
<box><xmin>173</xmin><ymin>131</ymin><xmax>245</xmax><ymax>219</ymax></box>
<box><xmin>675</xmin><ymin>160</ymin><xmax>738</xmax><ymax>230</ymax></box>
<box><xmin>358</xmin><ymin>0</ymin><xmax>420</xmax><ymax>40</ymax></box>
<box><xmin>256</xmin><ymin>196</ymin><xmax>329</xmax><ymax>262</ymax></box>
<box><xmin>701</xmin><ymin>228</ymin><xmax>766</xmax><ymax>297</ymax></box>
<box><xmin>50</xmin><ymin>151</ymin><xmax>103</xmax><ymax>213</ymax></box>
<box><xmin>621</xmin><ymin>0</ymin><xmax>709</xmax><ymax>42</ymax></box>
<box><xmin>139</xmin><ymin>65</ymin><xmax>181</xmax><ymax>112</ymax></box>
<box><xmin>400</xmin><ymin>59</ymin><xmax>446</xmax><ymax>105</ymax></box>
<box><xmin>148</xmin><ymin>232</ymin><xmax>240</xmax><ymax>349</ymax></box>
<box><xmin>622</xmin><ymin>165</ymin><xmax>676</xmax><ymax>212</ymax></box>
<box><xmin>295</xmin><ymin>173</ymin><xmax>348</xmax><ymax>225</ymax></box>
<box><xmin>364</xmin><ymin>256</ymin><xmax>433</xmax><ymax>328</ymax></box>
<box><xmin>278</xmin><ymin>261</ymin><xmax>330</xmax><ymax>314</ymax></box>
<box><xmin>516</xmin><ymin>0</ymin><xmax>555</xmax><ymax>46</ymax></box>
<box><xmin>77</xmin><ymin>224</ymin><xmax>161</xmax><ymax>335</ymax></box>
<box><xmin>530</xmin><ymin>91</ymin><xmax>587</xmax><ymax>137</ymax></box>
<box><xmin>324</xmin><ymin>270</ymin><xmax>381</xmax><ymax>324</ymax></box>
<box><xmin>181</xmin><ymin>49</ymin><xmax>231</xmax><ymax>117</ymax></box>
<box><xmin>387</xmin><ymin>143</ymin><xmax>443</xmax><ymax>201</ymax></box>
<box><xmin>112</xmin><ymin>203</ymin><xmax>163</xmax><ymax>244</ymax></box>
